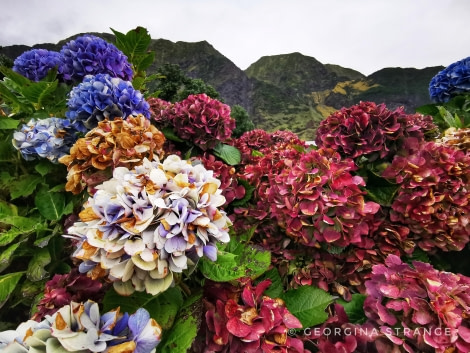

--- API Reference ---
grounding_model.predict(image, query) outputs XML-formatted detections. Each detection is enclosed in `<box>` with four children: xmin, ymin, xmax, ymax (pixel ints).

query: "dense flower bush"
<box><xmin>66</xmin><ymin>73</ymin><xmax>150</xmax><ymax>131</ymax></box>
<box><xmin>59</xmin><ymin>115</ymin><xmax>165</xmax><ymax>194</ymax></box>
<box><xmin>12</xmin><ymin>49</ymin><xmax>62</xmax><ymax>81</ymax></box>
<box><xmin>59</xmin><ymin>34</ymin><xmax>133</xmax><ymax>83</ymax></box>
<box><xmin>12</xmin><ymin>117</ymin><xmax>79</xmax><ymax>163</ymax></box>
<box><xmin>67</xmin><ymin>155</ymin><xmax>231</xmax><ymax>295</ymax></box>
<box><xmin>3</xmin><ymin>27</ymin><xmax>470</xmax><ymax>353</ymax></box>
<box><xmin>363</xmin><ymin>254</ymin><xmax>470</xmax><ymax>352</ymax></box>
<box><xmin>315</xmin><ymin>101</ymin><xmax>437</xmax><ymax>162</ymax></box>
<box><xmin>429</xmin><ymin>56</ymin><xmax>470</xmax><ymax>103</ymax></box>
<box><xmin>0</xmin><ymin>301</ymin><xmax>161</xmax><ymax>353</ymax></box>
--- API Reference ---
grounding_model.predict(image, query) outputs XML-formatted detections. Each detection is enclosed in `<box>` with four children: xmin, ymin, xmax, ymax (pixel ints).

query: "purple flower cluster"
<box><xmin>12</xmin><ymin>49</ymin><xmax>62</xmax><ymax>81</ymax></box>
<box><xmin>12</xmin><ymin>117</ymin><xmax>79</xmax><ymax>163</ymax></box>
<box><xmin>429</xmin><ymin>56</ymin><xmax>470</xmax><ymax>103</ymax></box>
<box><xmin>59</xmin><ymin>34</ymin><xmax>133</xmax><ymax>83</ymax></box>
<box><xmin>66</xmin><ymin>73</ymin><xmax>150</xmax><ymax>131</ymax></box>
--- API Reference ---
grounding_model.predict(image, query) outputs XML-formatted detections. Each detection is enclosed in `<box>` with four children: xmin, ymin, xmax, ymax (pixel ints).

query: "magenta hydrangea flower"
<box><xmin>315</xmin><ymin>101</ymin><xmax>437</xmax><ymax>162</ymax></box>
<box><xmin>12</xmin><ymin>48</ymin><xmax>62</xmax><ymax>81</ymax></box>
<box><xmin>59</xmin><ymin>34</ymin><xmax>133</xmax><ymax>83</ymax></box>
<box><xmin>269</xmin><ymin>148</ymin><xmax>380</xmax><ymax>248</ymax></box>
<box><xmin>382</xmin><ymin>141</ymin><xmax>470</xmax><ymax>252</ymax></box>
<box><xmin>363</xmin><ymin>254</ymin><xmax>470</xmax><ymax>353</ymax></box>
<box><xmin>32</xmin><ymin>269</ymin><xmax>105</xmax><ymax>321</ymax></box>
<box><xmin>202</xmin><ymin>280</ymin><xmax>306</xmax><ymax>353</ymax></box>
<box><xmin>172</xmin><ymin>94</ymin><xmax>235</xmax><ymax>150</ymax></box>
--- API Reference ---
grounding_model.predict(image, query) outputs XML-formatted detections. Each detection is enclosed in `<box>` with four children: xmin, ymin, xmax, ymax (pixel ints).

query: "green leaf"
<box><xmin>34</xmin><ymin>187</ymin><xmax>65</xmax><ymax>220</ymax></box>
<box><xmin>157</xmin><ymin>292</ymin><xmax>202</xmax><ymax>353</ymax></box>
<box><xmin>213</xmin><ymin>143</ymin><xmax>241</xmax><ymax>166</ymax></box>
<box><xmin>0</xmin><ymin>118</ymin><xmax>19</xmax><ymax>129</ymax></box>
<box><xmin>0</xmin><ymin>228</ymin><xmax>24</xmax><ymax>247</ymax></box>
<box><xmin>336</xmin><ymin>294</ymin><xmax>367</xmax><ymax>324</ymax></box>
<box><xmin>437</xmin><ymin>106</ymin><xmax>459</xmax><ymax>128</ymax></box>
<box><xmin>27</xmin><ymin>247</ymin><xmax>51</xmax><ymax>281</ymax></box>
<box><xmin>0</xmin><ymin>200</ymin><xmax>17</xmax><ymax>217</ymax></box>
<box><xmin>34</xmin><ymin>160</ymin><xmax>54</xmax><ymax>176</ymax></box>
<box><xmin>22</xmin><ymin>80</ymin><xmax>58</xmax><ymax>108</ymax></box>
<box><xmin>0</xmin><ymin>242</ymin><xmax>21</xmax><ymax>272</ymax></box>
<box><xmin>161</xmin><ymin>126</ymin><xmax>184</xmax><ymax>142</ymax></box>
<box><xmin>103</xmin><ymin>287</ymin><xmax>183</xmax><ymax>330</ymax></box>
<box><xmin>0</xmin><ymin>271</ymin><xmax>24</xmax><ymax>303</ymax></box>
<box><xmin>0</xmin><ymin>215</ymin><xmax>40</xmax><ymax>231</ymax></box>
<box><xmin>281</xmin><ymin>286</ymin><xmax>334</xmax><ymax>328</ymax></box>
<box><xmin>257</xmin><ymin>268</ymin><xmax>283</xmax><ymax>298</ymax></box>
<box><xmin>365</xmin><ymin>184</ymin><xmax>399</xmax><ymax>207</ymax></box>
<box><xmin>200</xmin><ymin>240</ymin><xmax>270</xmax><ymax>282</ymax></box>
<box><xmin>9</xmin><ymin>174</ymin><xmax>43</xmax><ymax>199</ymax></box>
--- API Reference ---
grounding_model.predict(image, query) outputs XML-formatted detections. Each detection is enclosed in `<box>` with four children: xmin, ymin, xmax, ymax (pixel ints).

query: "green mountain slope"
<box><xmin>0</xmin><ymin>33</ymin><xmax>443</xmax><ymax>140</ymax></box>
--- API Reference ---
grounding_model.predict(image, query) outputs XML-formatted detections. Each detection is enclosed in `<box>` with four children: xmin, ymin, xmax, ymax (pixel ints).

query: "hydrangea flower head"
<box><xmin>429</xmin><ymin>56</ymin><xmax>470</xmax><ymax>103</ymax></box>
<box><xmin>32</xmin><ymin>269</ymin><xmax>105</xmax><ymax>321</ymax></box>
<box><xmin>202</xmin><ymin>279</ymin><xmax>305</xmax><ymax>353</ymax></box>
<box><xmin>382</xmin><ymin>141</ymin><xmax>470</xmax><ymax>251</ymax></box>
<box><xmin>172</xmin><ymin>94</ymin><xmax>235</xmax><ymax>150</ymax></box>
<box><xmin>66</xmin><ymin>73</ymin><xmax>151</xmax><ymax>132</ymax></box>
<box><xmin>67</xmin><ymin>155</ymin><xmax>232</xmax><ymax>296</ymax></box>
<box><xmin>269</xmin><ymin>148</ymin><xmax>380</xmax><ymax>248</ymax></box>
<box><xmin>363</xmin><ymin>254</ymin><xmax>470</xmax><ymax>352</ymax></box>
<box><xmin>12</xmin><ymin>117</ymin><xmax>79</xmax><ymax>163</ymax></box>
<box><xmin>0</xmin><ymin>300</ymin><xmax>161</xmax><ymax>353</ymax></box>
<box><xmin>59</xmin><ymin>115</ymin><xmax>165</xmax><ymax>194</ymax></box>
<box><xmin>315</xmin><ymin>101</ymin><xmax>437</xmax><ymax>161</ymax></box>
<box><xmin>59</xmin><ymin>34</ymin><xmax>133</xmax><ymax>83</ymax></box>
<box><xmin>12</xmin><ymin>48</ymin><xmax>62</xmax><ymax>81</ymax></box>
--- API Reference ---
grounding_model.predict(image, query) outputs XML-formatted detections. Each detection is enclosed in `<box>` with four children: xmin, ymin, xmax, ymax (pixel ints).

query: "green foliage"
<box><xmin>417</xmin><ymin>94</ymin><xmax>470</xmax><ymax>130</ymax></box>
<box><xmin>103</xmin><ymin>287</ymin><xmax>184</xmax><ymax>330</ymax></box>
<box><xmin>212</xmin><ymin>142</ymin><xmax>241</xmax><ymax>166</ymax></box>
<box><xmin>157</xmin><ymin>292</ymin><xmax>202</xmax><ymax>353</ymax></box>
<box><xmin>111</xmin><ymin>26</ymin><xmax>156</xmax><ymax>93</ymax></box>
<box><xmin>200</xmin><ymin>236</ymin><xmax>271</xmax><ymax>282</ymax></box>
<box><xmin>152</xmin><ymin>63</ymin><xmax>220</xmax><ymax>102</ymax></box>
<box><xmin>0</xmin><ymin>66</ymin><xmax>67</xmax><ymax>117</ymax></box>
<box><xmin>336</xmin><ymin>294</ymin><xmax>367</xmax><ymax>324</ymax></box>
<box><xmin>230</xmin><ymin>104</ymin><xmax>255</xmax><ymax>138</ymax></box>
<box><xmin>280</xmin><ymin>285</ymin><xmax>334</xmax><ymax>328</ymax></box>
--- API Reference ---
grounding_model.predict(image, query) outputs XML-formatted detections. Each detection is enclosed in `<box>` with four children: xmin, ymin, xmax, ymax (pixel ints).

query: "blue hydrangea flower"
<box><xmin>12</xmin><ymin>49</ymin><xmax>62</xmax><ymax>81</ymax></box>
<box><xmin>429</xmin><ymin>56</ymin><xmax>470</xmax><ymax>103</ymax></box>
<box><xmin>66</xmin><ymin>73</ymin><xmax>151</xmax><ymax>132</ymax></box>
<box><xmin>59</xmin><ymin>34</ymin><xmax>133</xmax><ymax>83</ymax></box>
<box><xmin>12</xmin><ymin>117</ymin><xmax>80</xmax><ymax>163</ymax></box>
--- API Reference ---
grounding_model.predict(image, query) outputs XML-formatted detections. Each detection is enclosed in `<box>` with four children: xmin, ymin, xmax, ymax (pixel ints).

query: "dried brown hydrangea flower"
<box><xmin>59</xmin><ymin>115</ymin><xmax>165</xmax><ymax>194</ymax></box>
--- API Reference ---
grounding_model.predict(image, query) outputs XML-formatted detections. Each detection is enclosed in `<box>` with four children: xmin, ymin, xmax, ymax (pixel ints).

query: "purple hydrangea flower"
<box><xmin>12</xmin><ymin>117</ymin><xmax>79</xmax><ymax>163</ymax></box>
<box><xmin>66</xmin><ymin>73</ymin><xmax>150</xmax><ymax>132</ymax></box>
<box><xmin>59</xmin><ymin>34</ymin><xmax>133</xmax><ymax>83</ymax></box>
<box><xmin>429</xmin><ymin>56</ymin><xmax>470</xmax><ymax>103</ymax></box>
<box><xmin>12</xmin><ymin>49</ymin><xmax>62</xmax><ymax>81</ymax></box>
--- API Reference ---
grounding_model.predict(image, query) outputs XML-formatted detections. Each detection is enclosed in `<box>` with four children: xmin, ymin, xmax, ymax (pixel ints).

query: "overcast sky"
<box><xmin>1</xmin><ymin>0</ymin><xmax>469</xmax><ymax>75</ymax></box>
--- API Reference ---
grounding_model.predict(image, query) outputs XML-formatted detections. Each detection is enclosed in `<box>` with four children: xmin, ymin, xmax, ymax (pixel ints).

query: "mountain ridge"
<box><xmin>0</xmin><ymin>33</ymin><xmax>443</xmax><ymax>140</ymax></box>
